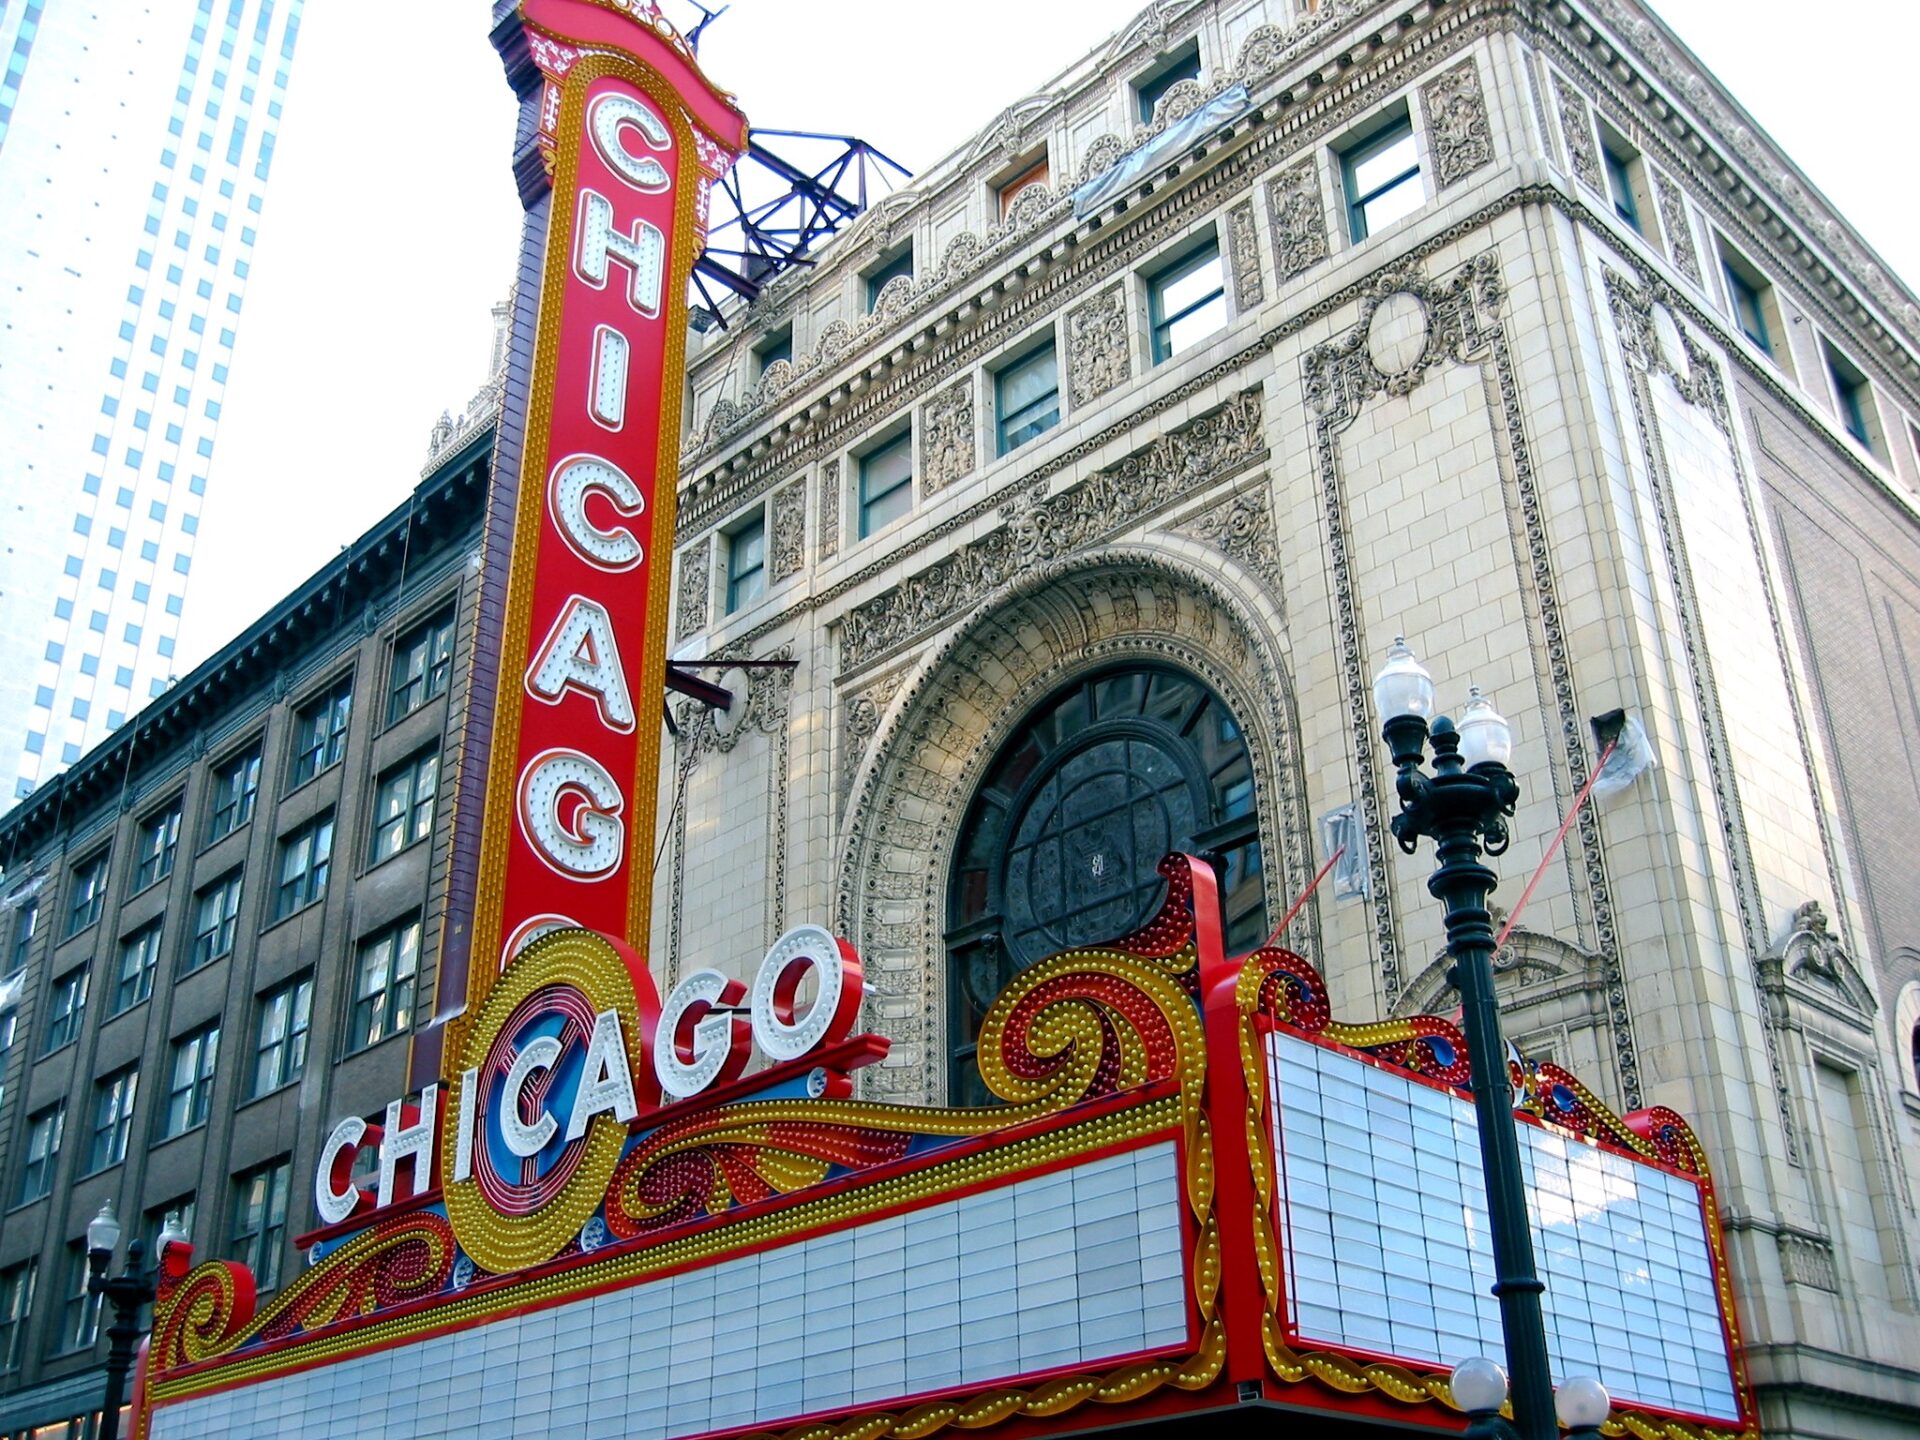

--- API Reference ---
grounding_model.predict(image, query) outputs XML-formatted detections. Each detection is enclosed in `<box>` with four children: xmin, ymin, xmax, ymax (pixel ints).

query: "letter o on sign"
<box><xmin>750</xmin><ymin>925</ymin><xmax>864</xmax><ymax>1063</ymax></box>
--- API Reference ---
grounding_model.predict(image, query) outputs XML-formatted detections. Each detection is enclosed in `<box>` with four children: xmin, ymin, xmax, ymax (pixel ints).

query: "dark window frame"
<box><xmin>348</xmin><ymin>915</ymin><xmax>422</xmax><ymax>1054</ymax></box>
<box><xmin>864</xmin><ymin>247</ymin><xmax>913</xmax><ymax>312</ymax></box>
<box><xmin>1133</xmin><ymin>43</ymin><xmax>1202</xmax><ymax>127</ymax></box>
<box><xmin>368</xmin><ymin>750</ymin><xmax>439</xmax><ymax>865</ymax></box>
<box><xmin>205</xmin><ymin>744</ymin><xmax>262</xmax><ymax>842</ymax></box>
<box><xmin>65</xmin><ymin>852</ymin><xmax>110</xmax><ymax>937</ymax></box>
<box><xmin>42</xmin><ymin>967</ymin><xmax>88</xmax><ymax>1054</ymax></box>
<box><xmin>186</xmin><ymin>870</ymin><xmax>243</xmax><ymax>973</ymax></box>
<box><xmin>1147</xmin><ymin>239</ymin><xmax>1228</xmax><ymax>365</ymax></box>
<box><xmin>231</xmin><ymin>1158</ymin><xmax>292</xmax><ymax>1291</ymax></box>
<box><xmin>1340</xmin><ymin>109</ymin><xmax>1422</xmax><ymax>243</ymax></box>
<box><xmin>132</xmin><ymin>801</ymin><xmax>183</xmax><ymax>892</ymax></box>
<box><xmin>273</xmin><ymin>813</ymin><xmax>335</xmax><ymax>921</ymax></box>
<box><xmin>0</xmin><ymin>1261</ymin><xmax>34</xmax><ymax>1374</ymax></box>
<box><xmin>857</xmin><ymin>432</ymin><xmax>915</xmax><ymax>539</ymax></box>
<box><xmin>16</xmin><ymin>1103</ymin><xmax>64</xmax><ymax>1205</ymax></box>
<box><xmin>161</xmin><ymin>1023</ymin><xmax>220</xmax><ymax>1137</ymax></box>
<box><xmin>112</xmin><ymin>923</ymin><xmax>162</xmax><ymax>1014</ymax></box>
<box><xmin>725</xmin><ymin>513</ymin><xmax>767</xmax><ymax>614</ymax></box>
<box><xmin>251</xmin><ymin>973</ymin><xmax>313</xmax><ymax>1097</ymax></box>
<box><xmin>86</xmin><ymin>1066</ymin><xmax>139</xmax><ymax>1173</ymax></box>
<box><xmin>6</xmin><ymin>901</ymin><xmax>37</xmax><ymax>978</ymax></box>
<box><xmin>994</xmin><ymin>340</ymin><xmax>1062</xmax><ymax>455</ymax></box>
<box><xmin>288</xmin><ymin>678</ymin><xmax>353</xmax><ymax>789</ymax></box>
<box><xmin>387</xmin><ymin>607</ymin><xmax>457</xmax><ymax>724</ymax></box>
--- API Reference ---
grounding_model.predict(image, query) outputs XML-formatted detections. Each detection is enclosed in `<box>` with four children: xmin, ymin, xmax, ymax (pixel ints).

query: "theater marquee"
<box><xmin>128</xmin><ymin>4</ymin><xmax>1758</xmax><ymax>1439</ymax></box>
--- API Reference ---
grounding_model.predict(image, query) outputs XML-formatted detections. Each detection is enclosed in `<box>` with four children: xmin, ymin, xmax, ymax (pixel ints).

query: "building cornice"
<box><xmin>0</xmin><ymin>434</ymin><xmax>492</xmax><ymax>860</ymax></box>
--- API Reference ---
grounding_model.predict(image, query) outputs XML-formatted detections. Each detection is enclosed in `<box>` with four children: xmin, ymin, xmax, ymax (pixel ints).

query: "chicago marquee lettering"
<box><xmin>313</xmin><ymin>925</ymin><xmax>865</xmax><ymax>1232</ymax></box>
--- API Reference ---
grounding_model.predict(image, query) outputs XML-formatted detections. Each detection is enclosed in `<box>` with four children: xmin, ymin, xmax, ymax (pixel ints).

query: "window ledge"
<box><xmin>104</xmin><ymin>995</ymin><xmax>153</xmax><ymax>1023</ymax></box>
<box><xmin>361</xmin><ymin>834</ymin><xmax>430</xmax><ymax>878</ymax></box>
<box><xmin>38</xmin><ymin>1038</ymin><xmax>78</xmax><ymax>1061</ymax></box>
<box><xmin>196</xmin><ymin>819</ymin><xmax>253</xmax><ymax>858</ymax></box>
<box><xmin>126</xmin><ymin>872</ymin><xmax>173</xmax><ymax>900</ymax></box>
<box><xmin>343</xmin><ymin>1029</ymin><xmax>409</xmax><ymax>1062</ymax></box>
<box><xmin>3</xmin><ymin>1195</ymin><xmax>50</xmax><ymax>1217</ymax></box>
<box><xmin>283</xmin><ymin>757</ymin><xmax>345</xmax><ymax>800</ymax></box>
<box><xmin>259</xmin><ymin>897</ymin><xmax>327</xmax><ymax>937</ymax></box>
<box><xmin>151</xmin><ymin>1121</ymin><xmax>209</xmax><ymax>1149</ymax></box>
<box><xmin>236</xmin><ymin>1080</ymin><xmax>300</xmax><ymax>1112</ymax></box>
<box><xmin>78</xmin><ymin>1159</ymin><xmax>126</xmax><ymax>1182</ymax></box>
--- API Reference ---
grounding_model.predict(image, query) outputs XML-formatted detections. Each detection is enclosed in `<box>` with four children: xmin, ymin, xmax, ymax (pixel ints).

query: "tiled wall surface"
<box><xmin>147</xmin><ymin>1142</ymin><xmax>1188</xmax><ymax>1439</ymax></box>
<box><xmin>1269</xmin><ymin>1033</ymin><xmax>1738</xmax><ymax>1420</ymax></box>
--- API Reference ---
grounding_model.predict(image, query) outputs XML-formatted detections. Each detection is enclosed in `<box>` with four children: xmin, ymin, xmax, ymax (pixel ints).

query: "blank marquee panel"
<box><xmin>148</xmin><ymin>1142</ymin><xmax>1189</xmax><ymax>1440</ymax></box>
<box><xmin>1269</xmin><ymin>1032</ymin><xmax>1738</xmax><ymax>1422</ymax></box>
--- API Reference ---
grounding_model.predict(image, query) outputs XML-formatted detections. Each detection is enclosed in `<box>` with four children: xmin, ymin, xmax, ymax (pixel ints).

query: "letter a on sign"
<box><xmin>418</xmin><ymin>0</ymin><xmax>748</xmax><ymax>1086</ymax></box>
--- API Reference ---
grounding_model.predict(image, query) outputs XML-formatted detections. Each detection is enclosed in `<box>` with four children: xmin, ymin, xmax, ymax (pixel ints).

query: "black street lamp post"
<box><xmin>85</xmin><ymin>1201</ymin><xmax>179</xmax><ymax>1440</ymax></box>
<box><xmin>1372</xmin><ymin>638</ymin><xmax>1556</xmax><ymax>1440</ymax></box>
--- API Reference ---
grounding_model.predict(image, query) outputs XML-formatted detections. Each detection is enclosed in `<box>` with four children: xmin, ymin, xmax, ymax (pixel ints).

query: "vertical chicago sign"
<box><xmin>430</xmin><ymin>0</ymin><xmax>748</xmax><ymax>1065</ymax></box>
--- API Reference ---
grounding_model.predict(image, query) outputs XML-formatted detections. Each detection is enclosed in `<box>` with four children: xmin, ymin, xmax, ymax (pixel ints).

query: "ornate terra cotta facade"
<box><xmin>662</xmin><ymin>1</ymin><xmax>1920</xmax><ymax>1436</ymax></box>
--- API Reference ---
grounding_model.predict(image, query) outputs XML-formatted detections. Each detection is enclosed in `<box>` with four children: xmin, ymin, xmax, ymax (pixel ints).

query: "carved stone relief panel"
<box><xmin>1170</xmin><ymin>481</ymin><xmax>1283</xmax><ymax>600</ymax></box>
<box><xmin>769</xmin><ymin>481</ymin><xmax>807</xmax><ymax>584</ymax></box>
<box><xmin>1067</xmin><ymin>284</ymin><xmax>1132</xmax><ymax>408</ymax></box>
<box><xmin>919</xmin><ymin>379</ymin><xmax>976</xmax><ymax>498</ymax></box>
<box><xmin>839</xmin><ymin>390</ymin><xmax>1267</xmax><ymax>671</ymax></box>
<box><xmin>1418</xmin><ymin>58</ymin><xmax>1493</xmax><ymax>188</ymax></box>
<box><xmin>1227</xmin><ymin>200</ymin><xmax>1264</xmax><ymax>311</ymax></box>
<box><xmin>818</xmin><ymin>459</ymin><xmax>841</xmax><ymax>561</ymax></box>
<box><xmin>676</xmin><ymin>541</ymin><xmax>710</xmax><ymax>641</ymax></box>
<box><xmin>1263</xmin><ymin>157</ymin><xmax>1328</xmax><ymax>282</ymax></box>
<box><xmin>1554</xmin><ymin>77</ymin><xmax>1602</xmax><ymax>192</ymax></box>
<box><xmin>1653</xmin><ymin>169</ymin><xmax>1702</xmax><ymax>283</ymax></box>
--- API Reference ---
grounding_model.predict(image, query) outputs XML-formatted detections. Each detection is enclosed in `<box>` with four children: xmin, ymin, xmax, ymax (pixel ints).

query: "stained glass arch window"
<box><xmin>945</xmin><ymin>664</ymin><xmax>1265</xmax><ymax>1104</ymax></box>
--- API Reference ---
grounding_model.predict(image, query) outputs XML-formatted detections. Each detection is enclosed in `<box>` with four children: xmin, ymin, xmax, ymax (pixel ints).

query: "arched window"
<box><xmin>945</xmin><ymin>665</ymin><xmax>1265</xmax><ymax>1103</ymax></box>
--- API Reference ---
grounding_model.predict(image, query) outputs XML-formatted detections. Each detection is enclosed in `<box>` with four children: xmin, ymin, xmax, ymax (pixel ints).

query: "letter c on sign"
<box><xmin>655</xmin><ymin>969</ymin><xmax>752</xmax><ymax>1098</ymax></box>
<box><xmin>587</xmin><ymin>92</ymin><xmax>671</xmax><ymax>192</ymax></box>
<box><xmin>549</xmin><ymin>454</ymin><xmax>645</xmax><ymax>573</ymax></box>
<box><xmin>517</xmin><ymin>749</ymin><xmax>625</xmax><ymax>879</ymax></box>
<box><xmin>750</xmin><ymin>925</ymin><xmax>865</xmax><ymax>1063</ymax></box>
<box><xmin>314</xmin><ymin>1115</ymin><xmax>380</xmax><ymax>1226</ymax></box>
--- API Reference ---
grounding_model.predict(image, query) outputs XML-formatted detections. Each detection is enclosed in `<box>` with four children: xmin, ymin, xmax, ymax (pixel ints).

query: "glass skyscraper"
<box><xmin>0</xmin><ymin>0</ymin><xmax>304</xmax><ymax>806</ymax></box>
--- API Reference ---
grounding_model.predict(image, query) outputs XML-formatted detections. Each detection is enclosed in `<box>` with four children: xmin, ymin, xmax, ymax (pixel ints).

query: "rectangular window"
<box><xmin>231</xmin><ymin>1159</ymin><xmax>291</xmax><ymax>1290</ymax></box>
<box><xmin>725</xmin><ymin>515</ymin><xmax>766</xmax><ymax>614</ymax></box>
<box><xmin>87</xmin><ymin>1067</ymin><xmax>139</xmax><ymax>1172</ymax></box>
<box><xmin>387</xmin><ymin>608</ymin><xmax>455</xmax><ymax>723</ymax></box>
<box><xmin>132</xmin><ymin>802</ymin><xmax>183</xmax><ymax>892</ymax></box>
<box><xmin>252</xmin><ymin>974</ymin><xmax>312</xmax><ymax>1096</ymax></box>
<box><xmin>752</xmin><ymin>329</ymin><xmax>792</xmax><ymax>379</ymax></box>
<box><xmin>17</xmin><ymin>1104</ymin><xmax>63</xmax><ymax>1204</ymax></box>
<box><xmin>1148</xmin><ymin>241</ymin><xmax>1228</xmax><ymax>364</ymax></box>
<box><xmin>43</xmin><ymin>968</ymin><xmax>88</xmax><ymax>1053</ymax></box>
<box><xmin>995</xmin><ymin>342</ymin><xmax>1061</xmax><ymax>454</ymax></box>
<box><xmin>349</xmin><ymin>916</ymin><xmax>421</xmax><ymax>1053</ymax></box>
<box><xmin>206</xmin><ymin>745</ymin><xmax>261</xmax><ymax>841</ymax></box>
<box><xmin>369</xmin><ymin>752</ymin><xmax>439</xmax><ymax>864</ymax></box>
<box><xmin>996</xmin><ymin>155</ymin><xmax>1050</xmax><ymax>221</ymax></box>
<box><xmin>1719</xmin><ymin>243</ymin><xmax>1780</xmax><ymax>361</ymax></box>
<box><xmin>163</xmin><ymin>1024</ymin><xmax>220</xmax><ymax>1136</ymax></box>
<box><xmin>1135</xmin><ymin>44</ymin><xmax>1201</xmax><ymax>126</ymax></box>
<box><xmin>864</xmin><ymin>247</ymin><xmax>913</xmax><ymax>313</ymax></box>
<box><xmin>1601</xmin><ymin>132</ymin><xmax>1643</xmax><ymax>236</ymax></box>
<box><xmin>1824</xmin><ymin>342</ymin><xmax>1882</xmax><ymax>455</ymax></box>
<box><xmin>273</xmin><ymin>814</ymin><xmax>334</xmax><ymax>920</ymax></box>
<box><xmin>1341</xmin><ymin>111</ymin><xmax>1423</xmax><ymax>242</ymax></box>
<box><xmin>858</xmin><ymin>434</ymin><xmax>914</xmax><ymax>539</ymax></box>
<box><xmin>56</xmin><ymin>1244</ymin><xmax>100</xmax><ymax>1354</ymax></box>
<box><xmin>144</xmin><ymin>1198</ymin><xmax>197</xmax><ymax>1262</ymax></box>
<box><xmin>0</xmin><ymin>1263</ymin><xmax>34</xmax><ymax>1374</ymax></box>
<box><xmin>67</xmin><ymin>852</ymin><xmax>110</xmax><ymax>936</ymax></box>
<box><xmin>113</xmin><ymin>924</ymin><xmax>162</xmax><ymax>1013</ymax></box>
<box><xmin>187</xmin><ymin>871</ymin><xmax>243</xmax><ymax>973</ymax></box>
<box><xmin>6</xmin><ymin>901</ymin><xmax>36</xmax><ymax>977</ymax></box>
<box><xmin>289</xmin><ymin>679</ymin><xmax>352</xmax><ymax>787</ymax></box>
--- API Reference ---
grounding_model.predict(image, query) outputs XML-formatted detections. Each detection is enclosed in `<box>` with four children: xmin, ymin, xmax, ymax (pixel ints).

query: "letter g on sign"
<box><xmin>517</xmin><ymin>748</ymin><xmax>625</xmax><ymax>879</ymax></box>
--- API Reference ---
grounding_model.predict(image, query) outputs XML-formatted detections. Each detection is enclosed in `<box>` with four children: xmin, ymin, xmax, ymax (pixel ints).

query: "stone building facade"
<box><xmin>0</xmin><ymin>437</ymin><xmax>490</xmax><ymax>1435</ymax></box>
<box><xmin>660</xmin><ymin>1</ymin><xmax>1920</xmax><ymax>1436</ymax></box>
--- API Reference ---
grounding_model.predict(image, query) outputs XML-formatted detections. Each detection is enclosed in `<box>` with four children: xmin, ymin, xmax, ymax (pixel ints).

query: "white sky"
<box><xmin>174</xmin><ymin>0</ymin><xmax>1920</xmax><ymax>673</ymax></box>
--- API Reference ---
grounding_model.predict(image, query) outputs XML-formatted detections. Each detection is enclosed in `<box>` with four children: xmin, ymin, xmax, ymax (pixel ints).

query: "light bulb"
<box><xmin>1373</xmin><ymin>635</ymin><xmax>1436</xmax><ymax>724</ymax></box>
<box><xmin>86</xmin><ymin>1200</ymin><xmax>121</xmax><ymax>1258</ymax></box>
<box><xmin>1557</xmin><ymin>1375</ymin><xmax>1611</xmax><ymax>1428</ymax></box>
<box><xmin>1457</xmin><ymin>685</ymin><xmax>1513</xmax><ymax>769</ymax></box>
<box><xmin>1449</xmin><ymin>1356</ymin><xmax>1509</xmax><ymax>1414</ymax></box>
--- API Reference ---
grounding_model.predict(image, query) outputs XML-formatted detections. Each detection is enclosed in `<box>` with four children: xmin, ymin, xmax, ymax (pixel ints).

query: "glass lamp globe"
<box><xmin>157</xmin><ymin>1210</ymin><xmax>190</xmax><ymax>1249</ymax></box>
<box><xmin>1457</xmin><ymin>686</ymin><xmax>1513</xmax><ymax>769</ymax></box>
<box><xmin>1373</xmin><ymin>635</ymin><xmax>1436</xmax><ymax>724</ymax></box>
<box><xmin>86</xmin><ymin>1200</ymin><xmax>122</xmax><ymax>1257</ymax></box>
<box><xmin>1450</xmin><ymin>1356</ymin><xmax>1509</xmax><ymax>1414</ymax></box>
<box><xmin>1557</xmin><ymin>1375</ymin><xmax>1611</xmax><ymax>1428</ymax></box>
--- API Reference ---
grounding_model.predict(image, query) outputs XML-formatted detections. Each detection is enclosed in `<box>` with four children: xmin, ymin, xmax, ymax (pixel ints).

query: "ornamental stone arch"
<box><xmin>834</xmin><ymin>548</ymin><xmax>1310</xmax><ymax>1106</ymax></box>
